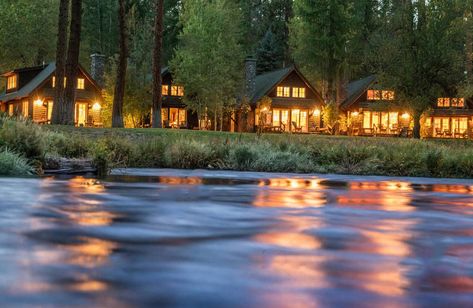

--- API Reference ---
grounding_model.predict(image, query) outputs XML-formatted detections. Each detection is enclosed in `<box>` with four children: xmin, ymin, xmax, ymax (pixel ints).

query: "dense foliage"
<box><xmin>0</xmin><ymin>1</ymin><xmax>472</xmax><ymax>130</ymax></box>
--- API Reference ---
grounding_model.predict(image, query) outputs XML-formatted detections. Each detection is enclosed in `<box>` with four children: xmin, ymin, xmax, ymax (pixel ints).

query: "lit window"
<box><xmin>367</xmin><ymin>89</ymin><xmax>394</xmax><ymax>101</ymax></box>
<box><xmin>22</xmin><ymin>100</ymin><xmax>28</xmax><ymax>117</ymax></box>
<box><xmin>382</xmin><ymin>91</ymin><xmax>395</xmax><ymax>100</ymax></box>
<box><xmin>437</xmin><ymin>98</ymin><xmax>450</xmax><ymax>107</ymax></box>
<box><xmin>292</xmin><ymin>87</ymin><xmax>306</xmax><ymax>98</ymax></box>
<box><xmin>451</xmin><ymin>98</ymin><xmax>465</xmax><ymax>107</ymax></box>
<box><xmin>7</xmin><ymin>75</ymin><xmax>17</xmax><ymax>90</ymax></box>
<box><xmin>77</xmin><ymin>78</ymin><xmax>85</xmax><ymax>90</ymax></box>
<box><xmin>52</xmin><ymin>77</ymin><xmax>67</xmax><ymax>88</ymax></box>
<box><xmin>171</xmin><ymin>85</ymin><xmax>184</xmax><ymax>96</ymax></box>
<box><xmin>277</xmin><ymin>86</ymin><xmax>290</xmax><ymax>97</ymax></box>
<box><xmin>162</xmin><ymin>85</ymin><xmax>169</xmax><ymax>95</ymax></box>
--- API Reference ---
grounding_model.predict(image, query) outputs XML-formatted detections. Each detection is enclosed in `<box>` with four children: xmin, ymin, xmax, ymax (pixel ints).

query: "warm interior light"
<box><xmin>313</xmin><ymin>108</ymin><xmax>321</xmax><ymax>116</ymax></box>
<box><xmin>401</xmin><ymin>113</ymin><xmax>410</xmax><ymax>119</ymax></box>
<box><xmin>34</xmin><ymin>99</ymin><xmax>43</xmax><ymax>107</ymax></box>
<box><xmin>92</xmin><ymin>102</ymin><xmax>101</xmax><ymax>111</ymax></box>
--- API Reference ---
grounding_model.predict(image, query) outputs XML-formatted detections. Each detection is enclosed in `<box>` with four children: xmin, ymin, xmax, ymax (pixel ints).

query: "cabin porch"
<box><xmin>348</xmin><ymin>110</ymin><xmax>413</xmax><ymax>137</ymax></box>
<box><xmin>255</xmin><ymin>107</ymin><xmax>322</xmax><ymax>133</ymax></box>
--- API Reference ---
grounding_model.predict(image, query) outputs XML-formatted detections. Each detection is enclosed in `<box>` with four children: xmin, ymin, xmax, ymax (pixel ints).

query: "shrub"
<box><xmin>130</xmin><ymin>138</ymin><xmax>166</xmax><ymax>168</ymax></box>
<box><xmin>165</xmin><ymin>139</ymin><xmax>215</xmax><ymax>169</ymax></box>
<box><xmin>0</xmin><ymin>116</ymin><xmax>46</xmax><ymax>160</ymax></box>
<box><xmin>229</xmin><ymin>144</ymin><xmax>255</xmax><ymax>170</ymax></box>
<box><xmin>0</xmin><ymin>148</ymin><xmax>34</xmax><ymax>176</ymax></box>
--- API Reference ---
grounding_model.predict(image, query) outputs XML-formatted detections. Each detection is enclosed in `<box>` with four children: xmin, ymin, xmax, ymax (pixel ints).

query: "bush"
<box><xmin>229</xmin><ymin>144</ymin><xmax>255</xmax><ymax>170</ymax></box>
<box><xmin>165</xmin><ymin>139</ymin><xmax>216</xmax><ymax>169</ymax></box>
<box><xmin>130</xmin><ymin>138</ymin><xmax>166</xmax><ymax>168</ymax></box>
<box><xmin>0</xmin><ymin>148</ymin><xmax>34</xmax><ymax>176</ymax></box>
<box><xmin>0</xmin><ymin>115</ymin><xmax>46</xmax><ymax>160</ymax></box>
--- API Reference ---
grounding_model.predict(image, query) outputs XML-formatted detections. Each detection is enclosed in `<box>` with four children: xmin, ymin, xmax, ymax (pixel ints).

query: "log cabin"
<box><xmin>160</xmin><ymin>67</ymin><xmax>198</xmax><ymax>129</ymax></box>
<box><xmin>0</xmin><ymin>55</ymin><xmax>104</xmax><ymax>126</ymax></box>
<box><xmin>339</xmin><ymin>76</ymin><xmax>413</xmax><ymax>137</ymax></box>
<box><xmin>340</xmin><ymin>75</ymin><xmax>473</xmax><ymax>138</ymax></box>
<box><xmin>239</xmin><ymin>58</ymin><xmax>325</xmax><ymax>133</ymax></box>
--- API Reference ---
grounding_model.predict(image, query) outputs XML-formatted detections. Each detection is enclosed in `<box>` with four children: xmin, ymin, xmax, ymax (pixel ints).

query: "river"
<box><xmin>0</xmin><ymin>169</ymin><xmax>472</xmax><ymax>307</ymax></box>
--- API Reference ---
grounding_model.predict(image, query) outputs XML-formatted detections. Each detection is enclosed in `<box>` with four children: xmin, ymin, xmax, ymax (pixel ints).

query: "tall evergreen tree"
<box><xmin>51</xmin><ymin>0</ymin><xmax>70</xmax><ymax>125</ymax></box>
<box><xmin>256</xmin><ymin>29</ymin><xmax>284</xmax><ymax>74</ymax></box>
<box><xmin>290</xmin><ymin>0</ymin><xmax>353</xmax><ymax>104</ymax></box>
<box><xmin>151</xmin><ymin>0</ymin><xmax>164</xmax><ymax>128</ymax></box>
<box><xmin>63</xmin><ymin>0</ymin><xmax>83</xmax><ymax>125</ymax></box>
<box><xmin>111</xmin><ymin>0</ymin><xmax>130</xmax><ymax>128</ymax></box>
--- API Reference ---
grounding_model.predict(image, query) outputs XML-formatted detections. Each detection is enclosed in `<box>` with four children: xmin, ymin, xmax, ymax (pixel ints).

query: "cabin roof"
<box><xmin>340</xmin><ymin>75</ymin><xmax>377</xmax><ymax>111</ymax></box>
<box><xmin>0</xmin><ymin>62</ymin><xmax>102</xmax><ymax>103</ymax></box>
<box><xmin>252</xmin><ymin>66</ymin><xmax>323</xmax><ymax>104</ymax></box>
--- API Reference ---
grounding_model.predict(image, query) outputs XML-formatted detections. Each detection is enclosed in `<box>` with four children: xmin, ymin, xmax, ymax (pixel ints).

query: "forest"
<box><xmin>0</xmin><ymin>0</ymin><xmax>472</xmax><ymax>136</ymax></box>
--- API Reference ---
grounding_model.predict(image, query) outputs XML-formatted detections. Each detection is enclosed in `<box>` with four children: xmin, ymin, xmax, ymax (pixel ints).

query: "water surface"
<box><xmin>0</xmin><ymin>169</ymin><xmax>472</xmax><ymax>307</ymax></box>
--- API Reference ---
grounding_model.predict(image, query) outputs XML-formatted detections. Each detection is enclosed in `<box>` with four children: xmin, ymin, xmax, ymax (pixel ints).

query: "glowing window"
<box><xmin>52</xmin><ymin>77</ymin><xmax>67</xmax><ymax>88</ymax></box>
<box><xmin>162</xmin><ymin>85</ymin><xmax>169</xmax><ymax>95</ymax></box>
<box><xmin>277</xmin><ymin>86</ymin><xmax>290</xmax><ymax>97</ymax></box>
<box><xmin>171</xmin><ymin>85</ymin><xmax>184</xmax><ymax>96</ymax></box>
<box><xmin>7</xmin><ymin>75</ymin><xmax>17</xmax><ymax>90</ymax></box>
<box><xmin>367</xmin><ymin>90</ymin><xmax>394</xmax><ymax>100</ymax></box>
<box><xmin>292</xmin><ymin>87</ymin><xmax>306</xmax><ymax>98</ymax></box>
<box><xmin>77</xmin><ymin>78</ymin><xmax>85</xmax><ymax>90</ymax></box>
<box><xmin>451</xmin><ymin>98</ymin><xmax>465</xmax><ymax>107</ymax></box>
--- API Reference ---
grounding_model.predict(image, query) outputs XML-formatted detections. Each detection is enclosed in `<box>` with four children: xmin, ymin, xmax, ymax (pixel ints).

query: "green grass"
<box><xmin>43</xmin><ymin>125</ymin><xmax>473</xmax><ymax>178</ymax></box>
<box><xmin>0</xmin><ymin>118</ymin><xmax>472</xmax><ymax>178</ymax></box>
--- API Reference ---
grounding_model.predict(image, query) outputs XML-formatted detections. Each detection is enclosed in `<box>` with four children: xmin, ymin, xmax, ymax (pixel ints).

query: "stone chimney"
<box><xmin>245</xmin><ymin>57</ymin><xmax>257</xmax><ymax>100</ymax></box>
<box><xmin>90</xmin><ymin>53</ymin><xmax>106</xmax><ymax>88</ymax></box>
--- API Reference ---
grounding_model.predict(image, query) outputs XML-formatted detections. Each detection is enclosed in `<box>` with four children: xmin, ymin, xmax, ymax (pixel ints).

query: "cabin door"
<box><xmin>76</xmin><ymin>103</ymin><xmax>88</xmax><ymax>126</ymax></box>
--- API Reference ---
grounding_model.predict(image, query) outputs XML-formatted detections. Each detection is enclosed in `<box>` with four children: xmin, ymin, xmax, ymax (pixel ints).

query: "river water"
<box><xmin>0</xmin><ymin>169</ymin><xmax>472</xmax><ymax>307</ymax></box>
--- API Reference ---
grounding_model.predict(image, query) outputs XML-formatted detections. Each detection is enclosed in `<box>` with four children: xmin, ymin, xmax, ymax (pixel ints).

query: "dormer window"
<box><xmin>437</xmin><ymin>98</ymin><xmax>464</xmax><ymax>108</ymax></box>
<box><xmin>277</xmin><ymin>86</ymin><xmax>290</xmax><ymax>97</ymax></box>
<box><xmin>162</xmin><ymin>85</ymin><xmax>169</xmax><ymax>95</ymax></box>
<box><xmin>367</xmin><ymin>90</ymin><xmax>395</xmax><ymax>101</ymax></box>
<box><xmin>7</xmin><ymin>75</ymin><xmax>17</xmax><ymax>90</ymax></box>
<box><xmin>52</xmin><ymin>77</ymin><xmax>67</xmax><ymax>88</ymax></box>
<box><xmin>171</xmin><ymin>85</ymin><xmax>184</xmax><ymax>97</ymax></box>
<box><xmin>292</xmin><ymin>87</ymin><xmax>306</xmax><ymax>98</ymax></box>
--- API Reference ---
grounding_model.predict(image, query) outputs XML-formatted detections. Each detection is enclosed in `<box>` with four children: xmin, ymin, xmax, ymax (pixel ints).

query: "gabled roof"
<box><xmin>340</xmin><ymin>75</ymin><xmax>376</xmax><ymax>111</ymax></box>
<box><xmin>251</xmin><ymin>66</ymin><xmax>323</xmax><ymax>104</ymax></box>
<box><xmin>0</xmin><ymin>63</ymin><xmax>102</xmax><ymax>103</ymax></box>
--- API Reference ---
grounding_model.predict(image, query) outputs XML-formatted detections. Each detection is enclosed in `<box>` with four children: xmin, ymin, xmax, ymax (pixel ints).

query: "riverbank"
<box><xmin>1</xmin><ymin>115</ymin><xmax>473</xmax><ymax>178</ymax></box>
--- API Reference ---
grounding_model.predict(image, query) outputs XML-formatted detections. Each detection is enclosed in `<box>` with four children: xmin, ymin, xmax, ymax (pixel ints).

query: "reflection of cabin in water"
<box><xmin>0</xmin><ymin>58</ymin><xmax>104</xmax><ymax>126</ymax></box>
<box><xmin>238</xmin><ymin>59</ymin><xmax>325</xmax><ymax>133</ymax></box>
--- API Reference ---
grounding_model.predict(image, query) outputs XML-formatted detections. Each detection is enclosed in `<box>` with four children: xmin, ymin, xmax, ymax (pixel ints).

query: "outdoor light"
<box><xmin>92</xmin><ymin>102</ymin><xmax>102</xmax><ymax>111</ymax></box>
<box><xmin>34</xmin><ymin>99</ymin><xmax>43</xmax><ymax>107</ymax></box>
<box><xmin>262</xmin><ymin>107</ymin><xmax>268</xmax><ymax>112</ymax></box>
<box><xmin>352</xmin><ymin>111</ymin><xmax>359</xmax><ymax>117</ymax></box>
<box><xmin>401</xmin><ymin>113</ymin><xmax>410</xmax><ymax>119</ymax></box>
<box><xmin>313</xmin><ymin>108</ymin><xmax>321</xmax><ymax>116</ymax></box>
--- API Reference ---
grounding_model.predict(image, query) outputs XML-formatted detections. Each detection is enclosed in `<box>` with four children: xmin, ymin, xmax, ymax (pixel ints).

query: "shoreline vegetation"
<box><xmin>1</xmin><ymin>115</ymin><xmax>473</xmax><ymax>179</ymax></box>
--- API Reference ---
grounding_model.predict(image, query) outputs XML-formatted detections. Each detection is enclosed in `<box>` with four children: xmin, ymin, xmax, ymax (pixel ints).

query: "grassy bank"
<box><xmin>1</xmin><ymin>115</ymin><xmax>473</xmax><ymax>178</ymax></box>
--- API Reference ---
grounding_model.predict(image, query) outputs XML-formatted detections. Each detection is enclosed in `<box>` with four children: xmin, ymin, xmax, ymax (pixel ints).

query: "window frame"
<box><xmin>7</xmin><ymin>75</ymin><xmax>17</xmax><ymax>90</ymax></box>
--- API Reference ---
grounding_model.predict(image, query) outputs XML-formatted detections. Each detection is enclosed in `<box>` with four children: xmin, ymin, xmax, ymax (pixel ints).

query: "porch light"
<box><xmin>92</xmin><ymin>102</ymin><xmax>102</xmax><ymax>111</ymax></box>
<box><xmin>351</xmin><ymin>111</ymin><xmax>359</xmax><ymax>117</ymax></box>
<box><xmin>401</xmin><ymin>113</ymin><xmax>410</xmax><ymax>119</ymax></box>
<box><xmin>313</xmin><ymin>108</ymin><xmax>321</xmax><ymax>116</ymax></box>
<box><xmin>34</xmin><ymin>99</ymin><xmax>43</xmax><ymax>107</ymax></box>
<box><xmin>262</xmin><ymin>107</ymin><xmax>268</xmax><ymax>112</ymax></box>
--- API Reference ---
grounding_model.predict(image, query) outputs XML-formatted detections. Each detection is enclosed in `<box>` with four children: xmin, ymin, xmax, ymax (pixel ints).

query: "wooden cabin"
<box><xmin>0</xmin><ymin>62</ymin><xmax>104</xmax><ymax>126</ymax></box>
<box><xmin>340</xmin><ymin>76</ymin><xmax>413</xmax><ymax>137</ymax></box>
<box><xmin>240</xmin><ymin>63</ymin><xmax>325</xmax><ymax>133</ymax></box>
<box><xmin>423</xmin><ymin>98</ymin><xmax>473</xmax><ymax>138</ymax></box>
<box><xmin>160</xmin><ymin>67</ymin><xmax>198</xmax><ymax>129</ymax></box>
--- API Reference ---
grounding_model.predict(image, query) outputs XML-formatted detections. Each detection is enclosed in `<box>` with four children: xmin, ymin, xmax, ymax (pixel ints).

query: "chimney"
<box><xmin>245</xmin><ymin>56</ymin><xmax>257</xmax><ymax>100</ymax></box>
<box><xmin>90</xmin><ymin>53</ymin><xmax>106</xmax><ymax>88</ymax></box>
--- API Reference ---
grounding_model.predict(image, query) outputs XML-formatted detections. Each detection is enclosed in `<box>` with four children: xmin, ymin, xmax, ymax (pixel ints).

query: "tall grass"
<box><xmin>2</xmin><ymin>116</ymin><xmax>473</xmax><ymax>178</ymax></box>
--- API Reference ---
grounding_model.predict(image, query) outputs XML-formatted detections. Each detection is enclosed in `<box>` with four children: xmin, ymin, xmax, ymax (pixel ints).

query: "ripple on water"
<box><xmin>0</xmin><ymin>171</ymin><xmax>472</xmax><ymax>307</ymax></box>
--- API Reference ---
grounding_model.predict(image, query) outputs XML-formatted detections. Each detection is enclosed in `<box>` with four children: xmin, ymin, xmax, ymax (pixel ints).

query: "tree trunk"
<box><xmin>63</xmin><ymin>0</ymin><xmax>83</xmax><ymax>125</ymax></box>
<box><xmin>112</xmin><ymin>0</ymin><xmax>128</xmax><ymax>128</ymax></box>
<box><xmin>51</xmin><ymin>0</ymin><xmax>70</xmax><ymax>125</ymax></box>
<box><xmin>413</xmin><ymin>111</ymin><xmax>421</xmax><ymax>139</ymax></box>
<box><xmin>151</xmin><ymin>0</ymin><xmax>164</xmax><ymax>128</ymax></box>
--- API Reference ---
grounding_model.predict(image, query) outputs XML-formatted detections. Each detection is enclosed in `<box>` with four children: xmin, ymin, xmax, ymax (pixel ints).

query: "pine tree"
<box><xmin>256</xmin><ymin>29</ymin><xmax>283</xmax><ymax>74</ymax></box>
